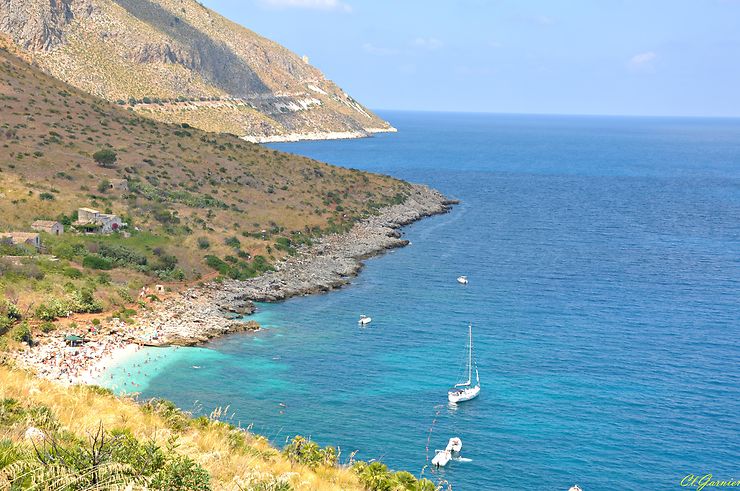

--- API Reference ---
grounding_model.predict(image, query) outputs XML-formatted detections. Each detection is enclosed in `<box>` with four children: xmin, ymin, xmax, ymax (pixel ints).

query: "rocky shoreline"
<box><xmin>138</xmin><ymin>184</ymin><xmax>456</xmax><ymax>346</ymax></box>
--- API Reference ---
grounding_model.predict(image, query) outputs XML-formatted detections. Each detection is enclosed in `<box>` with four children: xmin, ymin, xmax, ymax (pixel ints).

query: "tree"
<box><xmin>97</xmin><ymin>179</ymin><xmax>111</xmax><ymax>193</ymax></box>
<box><xmin>93</xmin><ymin>149</ymin><xmax>117</xmax><ymax>168</ymax></box>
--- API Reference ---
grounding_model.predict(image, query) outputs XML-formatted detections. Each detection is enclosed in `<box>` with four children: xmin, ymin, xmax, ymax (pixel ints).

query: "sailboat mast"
<box><xmin>468</xmin><ymin>324</ymin><xmax>472</xmax><ymax>384</ymax></box>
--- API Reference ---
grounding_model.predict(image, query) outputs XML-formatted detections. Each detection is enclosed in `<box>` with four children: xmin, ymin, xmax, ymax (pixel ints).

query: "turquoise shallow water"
<box><xmin>106</xmin><ymin>113</ymin><xmax>740</xmax><ymax>490</ymax></box>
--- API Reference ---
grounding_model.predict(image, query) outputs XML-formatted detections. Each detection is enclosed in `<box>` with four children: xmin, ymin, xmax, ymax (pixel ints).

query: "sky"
<box><xmin>201</xmin><ymin>0</ymin><xmax>740</xmax><ymax>117</ymax></box>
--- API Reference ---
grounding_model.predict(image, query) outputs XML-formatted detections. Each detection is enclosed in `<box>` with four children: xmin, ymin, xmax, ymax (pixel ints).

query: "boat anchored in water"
<box><xmin>457</xmin><ymin>275</ymin><xmax>468</xmax><ymax>284</ymax></box>
<box><xmin>358</xmin><ymin>314</ymin><xmax>372</xmax><ymax>325</ymax></box>
<box><xmin>448</xmin><ymin>324</ymin><xmax>480</xmax><ymax>403</ymax></box>
<box><xmin>431</xmin><ymin>437</ymin><xmax>463</xmax><ymax>468</ymax></box>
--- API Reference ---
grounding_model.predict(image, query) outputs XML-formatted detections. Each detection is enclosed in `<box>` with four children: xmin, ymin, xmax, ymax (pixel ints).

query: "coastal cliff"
<box><xmin>137</xmin><ymin>184</ymin><xmax>456</xmax><ymax>346</ymax></box>
<box><xmin>0</xmin><ymin>0</ymin><xmax>394</xmax><ymax>141</ymax></box>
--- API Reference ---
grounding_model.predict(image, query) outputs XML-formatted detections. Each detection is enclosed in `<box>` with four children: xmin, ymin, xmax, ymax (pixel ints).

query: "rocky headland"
<box><xmin>137</xmin><ymin>184</ymin><xmax>456</xmax><ymax>346</ymax></box>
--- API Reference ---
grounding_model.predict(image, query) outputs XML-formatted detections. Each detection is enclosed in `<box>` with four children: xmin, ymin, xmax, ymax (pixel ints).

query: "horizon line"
<box><xmin>371</xmin><ymin>108</ymin><xmax>740</xmax><ymax>120</ymax></box>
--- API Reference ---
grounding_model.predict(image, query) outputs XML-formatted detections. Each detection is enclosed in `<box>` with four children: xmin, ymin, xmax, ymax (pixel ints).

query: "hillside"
<box><xmin>0</xmin><ymin>0</ymin><xmax>394</xmax><ymax>141</ymax></box>
<box><xmin>0</xmin><ymin>40</ymin><xmax>411</xmax><ymax>319</ymax></box>
<box><xmin>0</xmin><ymin>366</ymin><xmax>438</xmax><ymax>490</ymax></box>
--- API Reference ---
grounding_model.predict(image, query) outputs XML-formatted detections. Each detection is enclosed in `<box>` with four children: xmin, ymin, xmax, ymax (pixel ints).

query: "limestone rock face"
<box><xmin>0</xmin><ymin>0</ymin><xmax>394</xmax><ymax>141</ymax></box>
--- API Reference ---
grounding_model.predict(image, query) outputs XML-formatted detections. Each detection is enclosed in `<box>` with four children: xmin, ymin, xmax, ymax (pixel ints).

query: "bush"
<box><xmin>283</xmin><ymin>436</ymin><xmax>337</xmax><ymax>469</ymax></box>
<box><xmin>62</xmin><ymin>266</ymin><xmax>83</xmax><ymax>278</ymax></box>
<box><xmin>82</xmin><ymin>255</ymin><xmax>113</xmax><ymax>270</ymax></box>
<box><xmin>93</xmin><ymin>149</ymin><xmax>117</xmax><ymax>167</ymax></box>
<box><xmin>69</xmin><ymin>288</ymin><xmax>103</xmax><ymax>313</ymax></box>
<box><xmin>98</xmin><ymin>243</ymin><xmax>147</xmax><ymax>267</ymax></box>
<box><xmin>150</xmin><ymin>455</ymin><xmax>211</xmax><ymax>490</ymax></box>
<box><xmin>224</xmin><ymin>236</ymin><xmax>241</xmax><ymax>249</ymax></box>
<box><xmin>352</xmin><ymin>461</ymin><xmax>437</xmax><ymax>491</ymax></box>
<box><xmin>97</xmin><ymin>178</ymin><xmax>111</xmax><ymax>193</ymax></box>
<box><xmin>39</xmin><ymin>321</ymin><xmax>56</xmax><ymax>333</ymax></box>
<box><xmin>153</xmin><ymin>208</ymin><xmax>180</xmax><ymax>224</ymax></box>
<box><xmin>0</xmin><ymin>315</ymin><xmax>14</xmax><ymax>336</ymax></box>
<box><xmin>39</xmin><ymin>192</ymin><xmax>55</xmax><ymax>201</ymax></box>
<box><xmin>11</xmin><ymin>322</ymin><xmax>32</xmax><ymax>344</ymax></box>
<box><xmin>204</xmin><ymin>255</ymin><xmax>229</xmax><ymax>275</ymax></box>
<box><xmin>35</xmin><ymin>289</ymin><xmax>102</xmax><ymax>321</ymax></box>
<box><xmin>35</xmin><ymin>299</ymin><xmax>71</xmax><ymax>321</ymax></box>
<box><xmin>197</xmin><ymin>237</ymin><xmax>210</xmax><ymax>250</ymax></box>
<box><xmin>1</xmin><ymin>300</ymin><xmax>21</xmax><ymax>321</ymax></box>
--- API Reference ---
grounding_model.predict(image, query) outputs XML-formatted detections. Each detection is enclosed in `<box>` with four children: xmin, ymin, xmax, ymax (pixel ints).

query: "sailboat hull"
<box><xmin>448</xmin><ymin>385</ymin><xmax>480</xmax><ymax>403</ymax></box>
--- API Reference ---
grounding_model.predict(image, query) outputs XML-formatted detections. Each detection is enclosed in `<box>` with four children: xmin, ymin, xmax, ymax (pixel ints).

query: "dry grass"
<box><xmin>0</xmin><ymin>366</ymin><xmax>364</xmax><ymax>490</ymax></box>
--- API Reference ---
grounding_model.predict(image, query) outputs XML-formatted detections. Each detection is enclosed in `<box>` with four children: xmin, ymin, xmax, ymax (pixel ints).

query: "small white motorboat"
<box><xmin>568</xmin><ymin>486</ymin><xmax>583</xmax><ymax>491</ymax></box>
<box><xmin>457</xmin><ymin>275</ymin><xmax>468</xmax><ymax>284</ymax></box>
<box><xmin>358</xmin><ymin>314</ymin><xmax>372</xmax><ymax>325</ymax></box>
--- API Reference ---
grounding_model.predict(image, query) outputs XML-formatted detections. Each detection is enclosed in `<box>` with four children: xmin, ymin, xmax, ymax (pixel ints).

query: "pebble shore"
<box><xmin>139</xmin><ymin>183</ymin><xmax>456</xmax><ymax>346</ymax></box>
<box><xmin>16</xmin><ymin>184</ymin><xmax>455</xmax><ymax>383</ymax></box>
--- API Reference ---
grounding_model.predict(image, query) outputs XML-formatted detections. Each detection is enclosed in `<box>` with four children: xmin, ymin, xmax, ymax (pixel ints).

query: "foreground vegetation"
<box><xmin>0</xmin><ymin>367</ymin><xmax>441</xmax><ymax>490</ymax></box>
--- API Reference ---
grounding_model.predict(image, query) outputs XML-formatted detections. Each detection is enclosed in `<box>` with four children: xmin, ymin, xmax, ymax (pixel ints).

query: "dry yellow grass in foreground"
<box><xmin>0</xmin><ymin>366</ymin><xmax>364</xmax><ymax>490</ymax></box>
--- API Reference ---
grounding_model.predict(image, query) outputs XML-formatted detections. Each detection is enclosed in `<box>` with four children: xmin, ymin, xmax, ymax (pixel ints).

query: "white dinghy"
<box><xmin>358</xmin><ymin>314</ymin><xmax>372</xmax><ymax>325</ymax></box>
<box><xmin>431</xmin><ymin>449</ymin><xmax>451</xmax><ymax>468</ymax></box>
<box><xmin>457</xmin><ymin>275</ymin><xmax>469</xmax><ymax>284</ymax></box>
<box><xmin>432</xmin><ymin>437</ymin><xmax>463</xmax><ymax>468</ymax></box>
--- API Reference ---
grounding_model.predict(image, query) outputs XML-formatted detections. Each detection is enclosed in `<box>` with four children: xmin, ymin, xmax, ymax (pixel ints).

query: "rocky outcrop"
<box><xmin>0</xmin><ymin>0</ymin><xmax>394</xmax><ymax>140</ymax></box>
<box><xmin>0</xmin><ymin>0</ymin><xmax>76</xmax><ymax>50</ymax></box>
<box><xmin>137</xmin><ymin>184</ymin><xmax>455</xmax><ymax>346</ymax></box>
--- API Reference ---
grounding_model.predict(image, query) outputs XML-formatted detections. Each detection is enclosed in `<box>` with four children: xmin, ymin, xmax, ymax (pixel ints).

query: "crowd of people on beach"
<box><xmin>19</xmin><ymin>320</ymin><xmax>142</xmax><ymax>386</ymax></box>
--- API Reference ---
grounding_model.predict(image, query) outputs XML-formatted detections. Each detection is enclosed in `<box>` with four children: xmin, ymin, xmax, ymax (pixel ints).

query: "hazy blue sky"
<box><xmin>202</xmin><ymin>0</ymin><xmax>740</xmax><ymax>117</ymax></box>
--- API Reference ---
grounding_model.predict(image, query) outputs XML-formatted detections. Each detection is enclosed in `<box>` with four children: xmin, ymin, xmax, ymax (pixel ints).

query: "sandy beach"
<box><xmin>15</xmin><ymin>321</ymin><xmax>143</xmax><ymax>386</ymax></box>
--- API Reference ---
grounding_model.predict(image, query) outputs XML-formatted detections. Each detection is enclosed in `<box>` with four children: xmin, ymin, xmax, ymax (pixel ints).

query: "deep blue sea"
<box><xmin>106</xmin><ymin>112</ymin><xmax>740</xmax><ymax>490</ymax></box>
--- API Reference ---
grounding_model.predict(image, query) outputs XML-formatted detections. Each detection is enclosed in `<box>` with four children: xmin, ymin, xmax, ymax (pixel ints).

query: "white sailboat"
<box><xmin>448</xmin><ymin>324</ymin><xmax>480</xmax><ymax>403</ymax></box>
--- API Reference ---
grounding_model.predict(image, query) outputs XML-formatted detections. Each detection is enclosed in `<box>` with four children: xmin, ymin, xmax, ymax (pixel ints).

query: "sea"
<box><xmin>104</xmin><ymin>112</ymin><xmax>740</xmax><ymax>490</ymax></box>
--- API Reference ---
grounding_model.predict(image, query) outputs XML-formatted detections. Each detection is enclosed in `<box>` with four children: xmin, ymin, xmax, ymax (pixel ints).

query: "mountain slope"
<box><xmin>0</xmin><ymin>0</ymin><xmax>394</xmax><ymax>141</ymax></box>
<box><xmin>0</xmin><ymin>38</ymin><xmax>410</xmax><ymax>315</ymax></box>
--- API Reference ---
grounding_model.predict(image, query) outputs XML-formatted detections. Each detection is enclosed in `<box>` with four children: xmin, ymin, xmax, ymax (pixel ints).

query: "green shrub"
<box><xmin>11</xmin><ymin>322</ymin><xmax>32</xmax><ymax>344</ymax></box>
<box><xmin>283</xmin><ymin>436</ymin><xmax>337</xmax><ymax>469</ymax></box>
<box><xmin>224</xmin><ymin>236</ymin><xmax>241</xmax><ymax>249</ymax></box>
<box><xmin>98</xmin><ymin>243</ymin><xmax>147</xmax><ymax>266</ymax></box>
<box><xmin>197</xmin><ymin>237</ymin><xmax>210</xmax><ymax>250</ymax></box>
<box><xmin>35</xmin><ymin>298</ymin><xmax>71</xmax><ymax>321</ymax></box>
<box><xmin>82</xmin><ymin>255</ymin><xmax>113</xmax><ymax>270</ymax></box>
<box><xmin>0</xmin><ymin>315</ymin><xmax>14</xmax><ymax>336</ymax></box>
<box><xmin>1</xmin><ymin>300</ymin><xmax>21</xmax><ymax>321</ymax></box>
<box><xmin>62</xmin><ymin>266</ymin><xmax>83</xmax><ymax>278</ymax></box>
<box><xmin>97</xmin><ymin>178</ymin><xmax>111</xmax><ymax>193</ymax></box>
<box><xmin>93</xmin><ymin>149</ymin><xmax>117</xmax><ymax>167</ymax></box>
<box><xmin>39</xmin><ymin>321</ymin><xmax>55</xmax><ymax>333</ymax></box>
<box><xmin>352</xmin><ymin>461</ymin><xmax>437</xmax><ymax>491</ymax></box>
<box><xmin>150</xmin><ymin>454</ymin><xmax>211</xmax><ymax>490</ymax></box>
<box><xmin>39</xmin><ymin>192</ymin><xmax>55</xmax><ymax>201</ymax></box>
<box><xmin>69</xmin><ymin>288</ymin><xmax>103</xmax><ymax>313</ymax></box>
<box><xmin>204</xmin><ymin>255</ymin><xmax>229</xmax><ymax>275</ymax></box>
<box><xmin>35</xmin><ymin>289</ymin><xmax>102</xmax><ymax>320</ymax></box>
